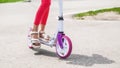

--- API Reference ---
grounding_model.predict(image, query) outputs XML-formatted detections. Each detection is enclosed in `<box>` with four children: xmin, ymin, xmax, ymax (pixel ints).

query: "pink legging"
<box><xmin>34</xmin><ymin>0</ymin><xmax>51</xmax><ymax>25</ymax></box>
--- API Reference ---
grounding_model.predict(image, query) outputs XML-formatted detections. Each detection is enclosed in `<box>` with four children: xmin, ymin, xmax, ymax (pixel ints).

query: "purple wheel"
<box><xmin>56</xmin><ymin>35</ymin><xmax>72</xmax><ymax>59</ymax></box>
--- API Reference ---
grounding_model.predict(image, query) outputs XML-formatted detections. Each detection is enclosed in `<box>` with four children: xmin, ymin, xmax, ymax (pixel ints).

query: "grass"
<box><xmin>0</xmin><ymin>0</ymin><xmax>23</xmax><ymax>3</ymax></box>
<box><xmin>74</xmin><ymin>7</ymin><xmax>120</xmax><ymax>19</ymax></box>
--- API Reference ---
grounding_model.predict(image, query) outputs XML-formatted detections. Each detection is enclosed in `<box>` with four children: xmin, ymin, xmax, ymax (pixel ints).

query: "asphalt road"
<box><xmin>0</xmin><ymin>0</ymin><xmax>120</xmax><ymax>68</ymax></box>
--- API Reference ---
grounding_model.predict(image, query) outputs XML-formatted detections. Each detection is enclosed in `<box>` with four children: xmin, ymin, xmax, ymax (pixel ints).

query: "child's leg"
<box><xmin>41</xmin><ymin>6</ymin><xmax>50</xmax><ymax>25</ymax></box>
<box><xmin>40</xmin><ymin>7</ymin><xmax>50</xmax><ymax>31</ymax></box>
<box><xmin>34</xmin><ymin>0</ymin><xmax>51</xmax><ymax>26</ymax></box>
<box><xmin>38</xmin><ymin>7</ymin><xmax>50</xmax><ymax>38</ymax></box>
<box><xmin>31</xmin><ymin>0</ymin><xmax>51</xmax><ymax>45</ymax></box>
<box><xmin>32</xmin><ymin>0</ymin><xmax>51</xmax><ymax>36</ymax></box>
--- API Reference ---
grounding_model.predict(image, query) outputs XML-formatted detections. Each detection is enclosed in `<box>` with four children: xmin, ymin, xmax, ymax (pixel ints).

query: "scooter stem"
<box><xmin>58</xmin><ymin>0</ymin><xmax>63</xmax><ymax>17</ymax></box>
<box><xmin>58</xmin><ymin>0</ymin><xmax>64</xmax><ymax>32</ymax></box>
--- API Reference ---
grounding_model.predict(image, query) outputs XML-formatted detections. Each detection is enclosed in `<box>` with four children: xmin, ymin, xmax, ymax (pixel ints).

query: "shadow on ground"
<box><xmin>33</xmin><ymin>48</ymin><xmax>57</xmax><ymax>57</ymax></box>
<box><xmin>66</xmin><ymin>54</ymin><xmax>115</xmax><ymax>66</ymax></box>
<box><xmin>32</xmin><ymin>48</ymin><xmax>115</xmax><ymax>66</ymax></box>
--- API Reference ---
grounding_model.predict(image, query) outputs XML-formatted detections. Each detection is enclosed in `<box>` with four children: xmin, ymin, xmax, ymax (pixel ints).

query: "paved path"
<box><xmin>0</xmin><ymin>0</ymin><xmax>120</xmax><ymax>68</ymax></box>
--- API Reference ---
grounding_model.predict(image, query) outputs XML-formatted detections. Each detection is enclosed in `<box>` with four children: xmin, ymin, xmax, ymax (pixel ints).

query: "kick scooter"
<box><xmin>28</xmin><ymin>0</ymin><xmax>72</xmax><ymax>59</ymax></box>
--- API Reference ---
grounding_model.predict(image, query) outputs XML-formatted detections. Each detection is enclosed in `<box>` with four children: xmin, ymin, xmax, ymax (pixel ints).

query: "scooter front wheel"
<box><xmin>56</xmin><ymin>35</ymin><xmax>72</xmax><ymax>59</ymax></box>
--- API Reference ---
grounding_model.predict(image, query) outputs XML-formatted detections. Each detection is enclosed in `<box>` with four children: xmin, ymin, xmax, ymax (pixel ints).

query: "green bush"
<box><xmin>74</xmin><ymin>7</ymin><xmax>120</xmax><ymax>18</ymax></box>
<box><xmin>0</xmin><ymin>0</ymin><xmax>23</xmax><ymax>3</ymax></box>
